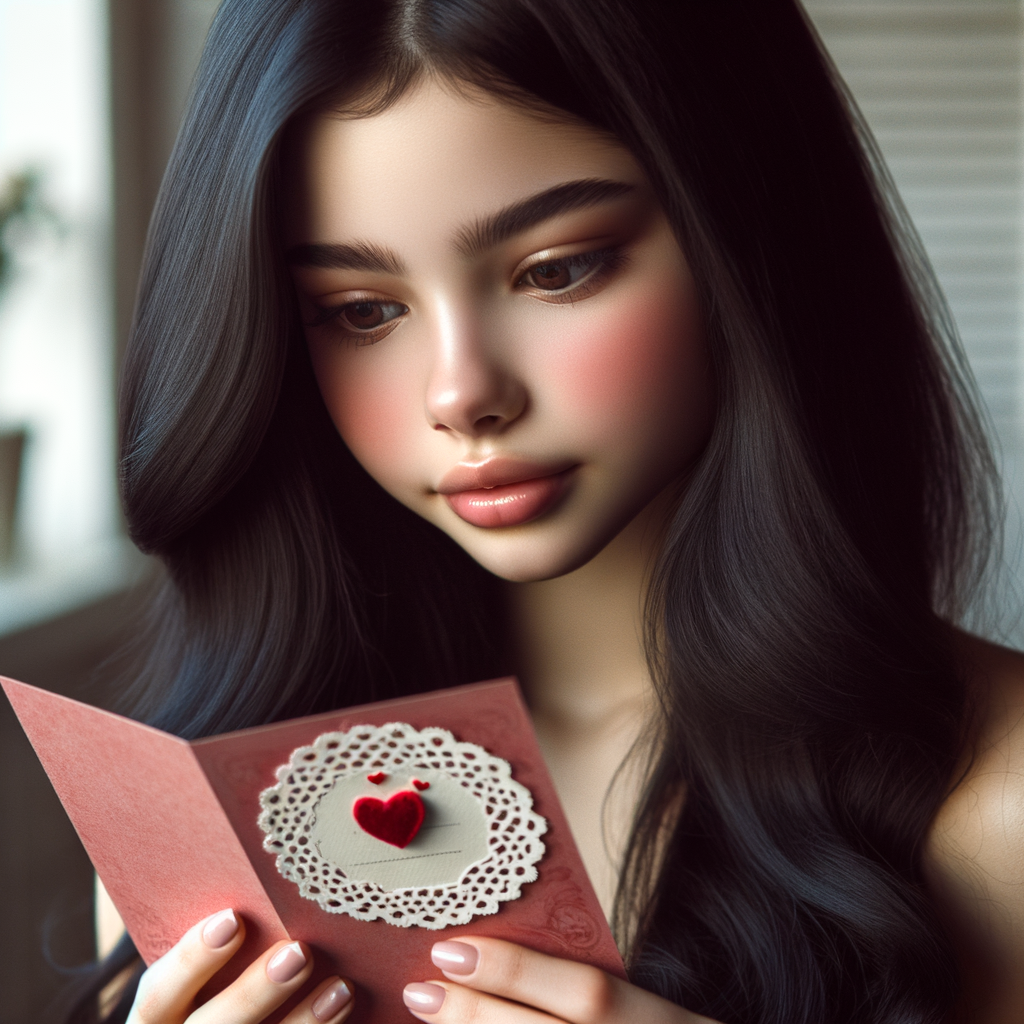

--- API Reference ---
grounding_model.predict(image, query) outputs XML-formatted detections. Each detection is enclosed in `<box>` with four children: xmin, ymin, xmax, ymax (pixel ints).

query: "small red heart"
<box><xmin>412</xmin><ymin>778</ymin><xmax>430</xmax><ymax>791</ymax></box>
<box><xmin>367</xmin><ymin>771</ymin><xmax>387</xmax><ymax>785</ymax></box>
<box><xmin>352</xmin><ymin>791</ymin><xmax>425</xmax><ymax>848</ymax></box>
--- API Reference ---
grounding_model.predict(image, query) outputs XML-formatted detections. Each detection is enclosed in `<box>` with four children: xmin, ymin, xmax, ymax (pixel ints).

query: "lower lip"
<box><xmin>444</xmin><ymin>469</ymin><xmax>575</xmax><ymax>528</ymax></box>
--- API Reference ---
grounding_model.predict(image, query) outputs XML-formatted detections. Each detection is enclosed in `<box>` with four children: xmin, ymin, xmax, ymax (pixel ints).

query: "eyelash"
<box><xmin>307</xmin><ymin>299</ymin><xmax>409</xmax><ymax>345</ymax></box>
<box><xmin>307</xmin><ymin>245</ymin><xmax>629</xmax><ymax>344</ymax></box>
<box><xmin>514</xmin><ymin>246</ymin><xmax>628</xmax><ymax>302</ymax></box>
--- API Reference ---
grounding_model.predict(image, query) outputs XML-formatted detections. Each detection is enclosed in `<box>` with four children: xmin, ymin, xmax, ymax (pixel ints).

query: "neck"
<box><xmin>504</xmin><ymin>495</ymin><xmax>671</xmax><ymax>916</ymax></box>
<box><xmin>507</xmin><ymin>495</ymin><xmax>668</xmax><ymax>734</ymax></box>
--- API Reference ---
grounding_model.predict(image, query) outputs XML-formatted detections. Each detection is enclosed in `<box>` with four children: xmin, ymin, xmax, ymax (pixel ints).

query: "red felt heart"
<box><xmin>367</xmin><ymin>771</ymin><xmax>387</xmax><ymax>785</ymax></box>
<box><xmin>412</xmin><ymin>778</ymin><xmax>430</xmax><ymax>791</ymax></box>
<box><xmin>352</xmin><ymin>791</ymin><xmax>425</xmax><ymax>848</ymax></box>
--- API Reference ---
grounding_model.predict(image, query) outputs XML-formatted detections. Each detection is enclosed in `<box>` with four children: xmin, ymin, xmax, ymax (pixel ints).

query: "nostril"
<box><xmin>426</xmin><ymin>381</ymin><xmax>527</xmax><ymax>436</ymax></box>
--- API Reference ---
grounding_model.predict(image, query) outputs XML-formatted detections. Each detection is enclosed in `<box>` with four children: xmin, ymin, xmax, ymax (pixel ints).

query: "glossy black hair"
<box><xmin>86</xmin><ymin>1</ymin><xmax>1000</xmax><ymax>1022</ymax></box>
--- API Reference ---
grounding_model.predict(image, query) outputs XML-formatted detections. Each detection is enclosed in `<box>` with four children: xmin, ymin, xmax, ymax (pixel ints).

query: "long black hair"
<box><xmin>103</xmin><ymin>2</ymin><xmax>999</xmax><ymax>1023</ymax></box>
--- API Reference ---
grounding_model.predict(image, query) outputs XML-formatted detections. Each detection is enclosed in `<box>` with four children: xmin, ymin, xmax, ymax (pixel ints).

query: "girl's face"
<box><xmin>286</xmin><ymin>78</ymin><xmax>712</xmax><ymax>582</ymax></box>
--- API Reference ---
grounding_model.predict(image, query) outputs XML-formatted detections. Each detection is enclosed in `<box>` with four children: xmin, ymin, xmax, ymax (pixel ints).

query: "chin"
<box><xmin>468</xmin><ymin>550</ymin><xmax>595</xmax><ymax>584</ymax></box>
<box><xmin>441</xmin><ymin>519</ymin><xmax>624</xmax><ymax>584</ymax></box>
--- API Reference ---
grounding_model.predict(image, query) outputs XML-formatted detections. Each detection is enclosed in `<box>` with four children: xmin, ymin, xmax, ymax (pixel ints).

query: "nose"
<box><xmin>424</xmin><ymin>303</ymin><xmax>527</xmax><ymax>438</ymax></box>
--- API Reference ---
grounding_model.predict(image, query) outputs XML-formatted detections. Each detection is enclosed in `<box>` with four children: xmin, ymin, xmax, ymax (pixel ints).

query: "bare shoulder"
<box><xmin>930</xmin><ymin>633</ymin><xmax>1024</xmax><ymax>867</ymax></box>
<box><xmin>925</xmin><ymin>632</ymin><xmax>1024</xmax><ymax>1023</ymax></box>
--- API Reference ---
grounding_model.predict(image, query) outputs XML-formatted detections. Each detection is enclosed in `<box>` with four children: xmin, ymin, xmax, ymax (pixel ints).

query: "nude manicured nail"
<box><xmin>403</xmin><ymin>983</ymin><xmax>446</xmax><ymax>1014</ymax></box>
<box><xmin>267</xmin><ymin>942</ymin><xmax>307</xmax><ymax>983</ymax></box>
<box><xmin>431</xmin><ymin>940</ymin><xmax>479</xmax><ymax>975</ymax></box>
<box><xmin>312</xmin><ymin>979</ymin><xmax>352</xmax><ymax>1020</ymax></box>
<box><xmin>201</xmin><ymin>909</ymin><xmax>238</xmax><ymax>949</ymax></box>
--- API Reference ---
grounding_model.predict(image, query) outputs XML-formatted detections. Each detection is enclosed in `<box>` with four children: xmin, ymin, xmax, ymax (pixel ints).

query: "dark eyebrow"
<box><xmin>286</xmin><ymin>240</ymin><xmax>406</xmax><ymax>275</ymax></box>
<box><xmin>286</xmin><ymin>178</ymin><xmax>636</xmax><ymax>273</ymax></box>
<box><xmin>454</xmin><ymin>178</ymin><xmax>637</xmax><ymax>258</ymax></box>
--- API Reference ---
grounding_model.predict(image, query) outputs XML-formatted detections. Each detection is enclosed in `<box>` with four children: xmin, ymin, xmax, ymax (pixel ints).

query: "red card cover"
<box><xmin>0</xmin><ymin>676</ymin><xmax>287</xmax><ymax>983</ymax></box>
<box><xmin>4</xmin><ymin>676</ymin><xmax>622</xmax><ymax>1023</ymax></box>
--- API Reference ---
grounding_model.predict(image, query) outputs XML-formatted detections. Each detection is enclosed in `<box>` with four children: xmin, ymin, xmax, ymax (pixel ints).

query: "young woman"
<box><xmin>76</xmin><ymin>1</ymin><xmax>1024</xmax><ymax>1022</ymax></box>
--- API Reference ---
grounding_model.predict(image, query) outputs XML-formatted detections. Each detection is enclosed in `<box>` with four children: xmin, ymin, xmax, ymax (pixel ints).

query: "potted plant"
<box><xmin>0</xmin><ymin>170</ymin><xmax>63</xmax><ymax>566</ymax></box>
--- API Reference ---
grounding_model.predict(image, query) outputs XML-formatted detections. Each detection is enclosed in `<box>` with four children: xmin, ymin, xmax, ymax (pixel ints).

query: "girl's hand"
<box><xmin>127</xmin><ymin>909</ymin><xmax>354</xmax><ymax>1024</ymax></box>
<box><xmin>403</xmin><ymin>938</ymin><xmax>721</xmax><ymax>1024</ymax></box>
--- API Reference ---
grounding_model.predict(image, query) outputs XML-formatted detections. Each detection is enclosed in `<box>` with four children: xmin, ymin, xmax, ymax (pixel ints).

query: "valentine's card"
<box><xmin>2</xmin><ymin>676</ymin><xmax>622</xmax><ymax>1023</ymax></box>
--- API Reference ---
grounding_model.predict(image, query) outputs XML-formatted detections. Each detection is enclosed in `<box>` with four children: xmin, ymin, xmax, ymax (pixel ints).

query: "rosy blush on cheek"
<box><xmin>543</xmin><ymin>298</ymin><xmax>703</xmax><ymax>429</ymax></box>
<box><xmin>311</xmin><ymin>356</ymin><xmax>415</xmax><ymax>480</ymax></box>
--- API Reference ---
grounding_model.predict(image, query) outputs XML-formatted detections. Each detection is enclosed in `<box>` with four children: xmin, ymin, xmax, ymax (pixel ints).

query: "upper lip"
<box><xmin>437</xmin><ymin>457</ymin><xmax>577</xmax><ymax>495</ymax></box>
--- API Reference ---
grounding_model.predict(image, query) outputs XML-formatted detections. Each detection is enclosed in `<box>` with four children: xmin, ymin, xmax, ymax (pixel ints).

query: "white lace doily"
<box><xmin>258</xmin><ymin>722</ymin><xmax>547</xmax><ymax>929</ymax></box>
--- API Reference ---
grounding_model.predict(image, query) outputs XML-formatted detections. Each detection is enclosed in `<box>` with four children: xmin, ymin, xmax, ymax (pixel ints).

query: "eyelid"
<box><xmin>304</xmin><ymin>287</ymin><xmax>396</xmax><ymax>310</ymax></box>
<box><xmin>513</xmin><ymin>244</ymin><xmax>628</xmax><ymax>302</ymax></box>
<box><xmin>304</xmin><ymin>292</ymin><xmax>408</xmax><ymax>344</ymax></box>
<box><xmin>303</xmin><ymin>288</ymin><xmax>400</xmax><ymax>322</ymax></box>
<box><xmin>510</xmin><ymin>238</ymin><xmax>618</xmax><ymax>281</ymax></box>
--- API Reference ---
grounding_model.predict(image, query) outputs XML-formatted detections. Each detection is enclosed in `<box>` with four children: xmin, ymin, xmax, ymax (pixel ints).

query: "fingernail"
<box><xmin>431</xmin><ymin>940</ymin><xmax>479</xmax><ymax>975</ymax></box>
<box><xmin>403</xmin><ymin>982</ymin><xmax>446</xmax><ymax>1014</ymax></box>
<box><xmin>312</xmin><ymin>979</ymin><xmax>353</xmax><ymax>1021</ymax></box>
<box><xmin>267</xmin><ymin>942</ymin><xmax>307</xmax><ymax>984</ymax></box>
<box><xmin>201</xmin><ymin>909</ymin><xmax>238</xmax><ymax>949</ymax></box>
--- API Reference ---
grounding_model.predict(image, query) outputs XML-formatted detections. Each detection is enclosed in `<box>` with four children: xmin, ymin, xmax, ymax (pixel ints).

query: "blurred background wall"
<box><xmin>0</xmin><ymin>0</ymin><xmax>1020</xmax><ymax>1021</ymax></box>
<box><xmin>0</xmin><ymin>3</ymin><xmax>218</xmax><ymax>1021</ymax></box>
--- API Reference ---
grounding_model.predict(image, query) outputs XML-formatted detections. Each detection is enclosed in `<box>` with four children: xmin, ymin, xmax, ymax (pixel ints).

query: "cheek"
<box><xmin>540</xmin><ymin>284</ymin><xmax>707</xmax><ymax>438</ymax></box>
<box><xmin>309</xmin><ymin>347</ymin><xmax>419</xmax><ymax>481</ymax></box>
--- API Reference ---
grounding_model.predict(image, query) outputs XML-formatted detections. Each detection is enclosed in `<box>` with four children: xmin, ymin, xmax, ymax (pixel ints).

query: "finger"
<box><xmin>280</xmin><ymin>975</ymin><xmax>355</xmax><ymax>1023</ymax></box>
<box><xmin>403</xmin><ymin>981</ymin><xmax>556</xmax><ymax>1024</ymax></box>
<box><xmin>129</xmin><ymin>909</ymin><xmax>245</xmax><ymax>1023</ymax></box>
<box><xmin>428</xmin><ymin>939</ymin><xmax>698</xmax><ymax>1024</ymax></box>
<box><xmin>428</xmin><ymin>938</ymin><xmax>619</xmax><ymax>1023</ymax></box>
<box><xmin>187</xmin><ymin>940</ymin><xmax>314</xmax><ymax>1024</ymax></box>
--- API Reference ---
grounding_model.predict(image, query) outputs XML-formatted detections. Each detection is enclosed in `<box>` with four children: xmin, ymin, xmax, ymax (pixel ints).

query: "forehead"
<box><xmin>284</xmin><ymin>78</ymin><xmax>646</xmax><ymax>247</ymax></box>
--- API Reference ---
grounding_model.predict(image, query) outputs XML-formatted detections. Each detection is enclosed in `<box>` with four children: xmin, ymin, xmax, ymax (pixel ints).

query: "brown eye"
<box><xmin>517</xmin><ymin>247</ymin><xmax>626</xmax><ymax>299</ymax></box>
<box><xmin>528</xmin><ymin>262</ymin><xmax>572</xmax><ymax>290</ymax></box>
<box><xmin>339</xmin><ymin>301</ymin><xmax>406</xmax><ymax>332</ymax></box>
<box><xmin>306</xmin><ymin>298</ymin><xmax>409</xmax><ymax>343</ymax></box>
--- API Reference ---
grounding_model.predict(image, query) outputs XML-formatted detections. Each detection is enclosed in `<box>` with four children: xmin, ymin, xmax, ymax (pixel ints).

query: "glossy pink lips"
<box><xmin>439</xmin><ymin>461</ymin><xmax>576</xmax><ymax>528</ymax></box>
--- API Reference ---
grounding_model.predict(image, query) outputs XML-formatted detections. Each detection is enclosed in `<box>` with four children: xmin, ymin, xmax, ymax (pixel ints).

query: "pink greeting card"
<box><xmin>2</xmin><ymin>676</ymin><xmax>622</xmax><ymax>1023</ymax></box>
